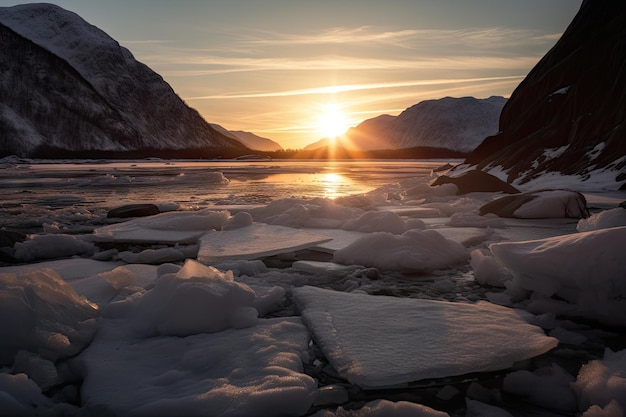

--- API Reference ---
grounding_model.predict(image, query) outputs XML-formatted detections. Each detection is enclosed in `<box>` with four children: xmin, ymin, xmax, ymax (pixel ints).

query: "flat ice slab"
<box><xmin>92</xmin><ymin>211</ymin><xmax>230</xmax><ymax>244</ymax></box>
<box><xmin>198</xmin><ymin>224</ymin><xmax>332</xmax><ymax>263</ymax></box>
<box><xmin>308</xmin><ymin>228</ymin><xmax>370</xmax><ymax>253</ymax></box>
<box><xmin>80</xmin><ymin>317</ymin><xmax>316</xmax><ymax>417</ymax></box>
<box><xmin>293</xmin><ymin>286</ymin><xmax>558</xmax><ymax>389</ymax></box>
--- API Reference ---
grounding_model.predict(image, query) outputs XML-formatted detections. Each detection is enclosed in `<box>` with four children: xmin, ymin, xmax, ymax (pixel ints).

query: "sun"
<box><xmin>316</xmin><ymin>104</ymin><xmax>350</xmax><ymax>138</ymax></box>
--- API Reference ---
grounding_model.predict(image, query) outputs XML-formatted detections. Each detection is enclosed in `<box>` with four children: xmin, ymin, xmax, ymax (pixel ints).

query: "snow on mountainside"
<box><xmin>210</xmin><ymin>124</ymin><xmax>283</xmax><ymax>152</ymax></box>
<box><xmin>330</xmin><ymin>96</ymin><xmax>506</xmax><ymax>152</ymax></box>
<box><xmin>0</xmin><ymin>3</ymin><xmax>248</xmax><ymax>157</ymax></box>
<box><xmin>464</xmin><ymin>1</ymin><xmax>626</xmax><ymax>190</ymax></box>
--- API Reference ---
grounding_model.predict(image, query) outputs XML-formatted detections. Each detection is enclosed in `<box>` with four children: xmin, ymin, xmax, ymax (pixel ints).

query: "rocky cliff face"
<box><xmin>465</xmin><ymin>1</ymin><xmax>626</xmax><ymax>189</ymax></box>
<box><xmin>339</xmin><ymin>96</ymin><xmax>506</xmax><ymax>152</ymax></box>
<box><xmin>0</xmin><ymin>4</ymin><xmax>248</xmax><ymax>158</ymax></box>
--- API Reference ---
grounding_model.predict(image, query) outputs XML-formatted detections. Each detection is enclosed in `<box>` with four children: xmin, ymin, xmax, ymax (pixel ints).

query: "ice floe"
<box><xmin>293</xmin><ymin>286</ymin><xmax>558</xmax><ymax>389</ymax></box>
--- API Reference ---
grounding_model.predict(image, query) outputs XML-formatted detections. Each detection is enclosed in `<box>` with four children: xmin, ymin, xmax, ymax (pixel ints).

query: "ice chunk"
<box><xmin>292</xmin><ymin>260</ymin><xmax>358</xmax><ymax>274</ymax></box>
<box><xmin>197</xmin><ymin>224</ymin><xmax>332</xmax><ymax>263</ymax></box>
<box><xmin>79</xmin><ymin>317</ymin><xmax>316</xmax><ymax>417</ymax></box>
<box><xmin>573</xmin><ymin>348</ymin><xmax>626</xmax><ymax>413</ymax></box>
<box><xmin>13</xmin><ymin>234</ymin><xmax>94</xmax><ymax>262</ymax></box>
<box><xmin>310</xmin><ymin>399</ymin><xmax>449</xmax><ymax>416</ymax></box>
<box><xmin>93</xmin><ymin>210</ymin><xmax>231</xmax><ymax>244</ymax></box>
<box><xmin>118</xmin><ymin>247</ymin><xmax>187</xmax><ymax>264</ymax></box>
<box><xmin>577</xmin><ymin>208</ymin><xmax>626</xmax><ymax>231</ymax></box>
<box><xmin>342</xmin><ymin>210</ymin><xmax>407</xmax><ymax>234</ymax></box>
<box><xmin>293</xmin><ymin>286</ymin><xmax>557</xmax><ymax>389</ymax></box>
<box><xmin>134</xmin><ymin>259</ymin><xmax>257</xmax><ymax>336</ymax></box>
<box><xmin>0</xmin><ymin>373</ymin><xmax>53</xmax><ymax>414</ymax></box>
<box><xmin>333</xmin><ymin>229</ymin><xmax>468</xmax><ymax>272</ymax></box>
<box><xmin>490</xmin><ymin>227</ymin><xmax>626</xmax><ymax>326</ymax></box>
<box><xmin>0</xmin><ymin>268</ymin><xmax>98</xmax><ymax>364</ymax></box>
<box><xmin>503</xmin><ymin>364</ymin><xmax>577</xmax><ymax>413</ymax></box>
<box><xmin>309</xmin><ymin>228</ymin><xmax>370</xmax><ymax>253</ymax></box>
<box><xmin>249</xmin><ymin>197</ymin><xmax>364</xmax><ymax>229</ymax></box>
<box><xmin>470</xmin><ymin>249</ymin><xmax>512</xmax><ymax>287</ymax></box>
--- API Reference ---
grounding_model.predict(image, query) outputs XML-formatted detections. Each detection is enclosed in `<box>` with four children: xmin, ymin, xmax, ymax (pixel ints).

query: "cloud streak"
<box><xmin>185</xmin><ymin>75</ymin><xmax>525</xmax><ymax>100</ymax></box>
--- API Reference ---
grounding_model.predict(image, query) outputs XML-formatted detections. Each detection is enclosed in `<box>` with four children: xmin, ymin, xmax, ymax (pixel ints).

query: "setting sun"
<box><xmin>316</xmin><ymin>104</ymin><xmax>351</xmax><ymax>138</ymax></box>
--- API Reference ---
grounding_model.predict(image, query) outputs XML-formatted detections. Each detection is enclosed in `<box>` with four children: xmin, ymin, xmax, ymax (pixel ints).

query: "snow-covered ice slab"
<box><xmin>92</xmin><ymin>210</ymin><xmax>230</xmax><ymax>244</ymax></box>
<box><xmin>375</xmin><ymin>205</ymin><xmax>444</xmax><ymax>218</ymax></box>
<box><xmin>79</xmin><ymin>317</ymin><xmax>316</xmax><ymax>417</ymax></box>
<box><xmin>491</xmin><ymin>226</ymin><xmax>626</xmax><ymax>326</ymax></box>
<box><xmin>198</xmin><ymin>223</ymin><xmax>332</xmax><ymax>263</ymax></box>
<box><xmin>308</xmin><ymin>228</ymin><xmax>369</xmax><ymax>253</ymax></box>
<box><xmin>293</xmin><ymin>286</ymin><xmax>558</xmax><ymax>389</ymax></box>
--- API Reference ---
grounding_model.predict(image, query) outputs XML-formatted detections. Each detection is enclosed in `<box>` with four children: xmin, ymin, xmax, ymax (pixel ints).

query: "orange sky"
<box><xmin>1</xmin><ymin>0</ymin><xmax>583</xmax><ymax>149</ymax></box>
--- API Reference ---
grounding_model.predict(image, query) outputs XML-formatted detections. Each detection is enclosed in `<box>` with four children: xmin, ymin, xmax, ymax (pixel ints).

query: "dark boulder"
<box><xmin>431</xmin><ymin>170</ymin><xmax>520</xmax><ymax>195</ymax></box>
<box><xmin>107</xmin><ymin>204</ymin><xmax>160</xmax><ymax>219</ymax></box>
<box><xmin>479</xmin><ymin>189</ymin><xmax>589</xmax><ymax>219</ymax></box>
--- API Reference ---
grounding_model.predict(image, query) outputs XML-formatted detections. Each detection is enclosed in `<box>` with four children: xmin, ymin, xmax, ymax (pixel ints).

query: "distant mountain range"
<box><xmin>464</xmin><ymin>1</ymin><xmax>626</xmax><ymax>190</ymax></box>
<box><xmin>306</xmin><ymin>96</ymin><xmax>506</xmax><ymax>152</ymax></box>
<box><xmin>0</xmin><ymin>3</ymin><xmax>249</xmax><ymax>158</ymax></box>
<box><xmin>210</xmin><ymin>124</ymin><xmax>283</xmax><ymax>152</ymax></box>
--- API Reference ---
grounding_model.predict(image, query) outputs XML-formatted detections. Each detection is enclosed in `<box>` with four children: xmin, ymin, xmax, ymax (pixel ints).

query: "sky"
<box><xmin>1</xmin><ymin>0</ymin><xmax>582</xmax><ymax>149</ymax></box>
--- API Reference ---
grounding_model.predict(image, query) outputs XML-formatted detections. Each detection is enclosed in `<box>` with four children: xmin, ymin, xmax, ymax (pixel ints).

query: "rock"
<box><xmin>431</xmin><ymin>170</ymin><xmax>520</xmax><ymax>195</ymax></box>
<box><xmin>479</xmin><ymin>189</ymin><xmax>589</xmax><ymax>219</ymax></box>
<box><xmin>107</xmin><ymin>204</ymin><xmax>160</xmax><ymax>219</ymax></box>
<box><xmin>620</xmin><ymin>201</ymin><xmax>626</xmax><ymax>209</ymax></box>
<box><xmin>464</xmin><ymin>2</ymin><xmax>626</xmax><ymax>188</ymax></box>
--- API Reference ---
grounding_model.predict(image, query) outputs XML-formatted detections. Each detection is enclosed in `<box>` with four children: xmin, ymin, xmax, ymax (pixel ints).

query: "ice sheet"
<box><xmin>293</xmin><ymin>286</ymin><xmax>558</xmax><ymax>389</ymax></box>
<box><xmin>308</xmin><ymin>228</ymin><xmax>370</xmax><ymax>253</ymax></box>
<box><xmin>79</xmin><ymin>317</ymin><xmax>316</xmax><ymax>417</ymax></box>
<box><xmin>92</xmin><ymin>210</ymin><xmax>231</xmax><ymax>244</ymax></box>
<box><xmin>197</xmin><ymin>223</ymin><xmax>332</xmax><ymax>263</ymax></box>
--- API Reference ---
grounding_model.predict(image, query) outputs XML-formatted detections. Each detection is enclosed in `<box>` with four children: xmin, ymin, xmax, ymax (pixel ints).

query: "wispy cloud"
<box><xmin>243</xmin><ymin>26</ymin><xmax>421</xmax><ymax>48</ymax></box>
<box><xmin>185</xmin><ymin>75</ymin><xmax>524</xmax><ymax>100</ymax></box>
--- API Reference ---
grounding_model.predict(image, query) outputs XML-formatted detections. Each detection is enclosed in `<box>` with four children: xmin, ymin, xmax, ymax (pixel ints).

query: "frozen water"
<box><xmin>333</xmin><ymin>229</ymin><xmax>468</xmax><ymax>272</ymax></box>
<box><xmin>197</xmin><ymin>223</ymin><xmax>332</xmax><ymax>263</ymax></box>
<box><xmin>2</xmin><ymin>159</ymin><xmax>626</xmax><ymax>416</ymax></box>
<box><xmin>0</xmin><ymin>268</ymin><xmax>98</xmax><ymax>364</ymax></box>
<box><xmin>577</xmin><ymin>207</ymin><xmax>626</xmax><ymax>231</ymax></box>
<box><xmin>490</xmin><ymin>226</ymin><xmax>626</xmax><ymax>326</ymax></box>
<box><xmin>13</xmin><ymin>234</ymin><xmax>95</xmax><ymax>262</ymax></box>
<box><xmin>79</xmin><ymin>317</ymin><xmax>316</xmax><ymax>417</ymax></box>
<box><xmin>573</xmin><ymin>349</ymin><xmax>626</xmax><ymax>414</ymax></box>
<box><xmin>93</xmin><ymin>210</ymin><xmax>231</xmax><ymax>244</ymax></box>
<box><xmin>293</xmin><ymin>286</ymin><xmax>558</xmax><ymax>389</ymax></box>
<box><xmin>310</xmin><ymin>399</ymin><xmax>449</xmax><ymax>416</ymax></box>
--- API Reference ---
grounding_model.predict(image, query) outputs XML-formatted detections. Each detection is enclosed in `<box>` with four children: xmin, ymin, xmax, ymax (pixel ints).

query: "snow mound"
<box><xmin>577</xmin><ymin>208</ymin><xmax>626</xmax><ymax>231</ymax></box>
<box><xmin>80</xmin><ymin>317</ymin><xmax>316</xmax><ymax>417</ymax></box>
<box><xmin>134</xmin><ymin>259</ymin><xmax>258</xmax><ymax>336</ymax></box>
<box><xmin>333</xmin><ymin>229</ymin><xmax>468</xmax><ymax>272</ymax></box>
<box><xmin>342</xmin><ymin>210</ymin><xmax>408</xmax><ymax>234</ymax></box>
<box><xmin>0</xmin><ymin>268</ymin><xmax>98</xmax><ymax>365</ymax></box>
<box><xmin>573</xmin><ymin>348</ymin><xmax>626</xmax><ymax>415</ymax></box>
<box><xmin>293</xmin><ymin>286</ymin><xmax>557</xmax><ymax>389</ymax></box>
<box><xmin>490</xmin><ymin>227</ymin><xmax>626</xmax><ymax>326</ymax></box>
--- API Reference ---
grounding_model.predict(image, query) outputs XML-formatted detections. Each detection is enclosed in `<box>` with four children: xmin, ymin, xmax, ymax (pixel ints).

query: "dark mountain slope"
<box><xmin>464</xmin><ymin>0</ymin><xmax>626</xmax><ymax>189</ymax></box>
<box><xmin>0</xmin><ymin>4</ymin><xmax>248</xmax><ymax>158</ymax></box>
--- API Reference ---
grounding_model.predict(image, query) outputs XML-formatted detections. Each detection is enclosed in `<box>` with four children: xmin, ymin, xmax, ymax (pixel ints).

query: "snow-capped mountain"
<box><xmin>307</xmin><ymin>96</ymin><xmax>506</xmax><ymax>152</ymax></box>
<box><xmin>464</xmin><ymin>1</ymin><xmax>626</xmax><ymax>190</ymax></box>
<box><xmin>0</xmin><ymin>3</ymin><xmax>248</xmax><ymax>158</ymax></box>
<box><xmin>210</xmin><ymin>124</ymin><xmax>283</xmax><ymax>152</ymax></box>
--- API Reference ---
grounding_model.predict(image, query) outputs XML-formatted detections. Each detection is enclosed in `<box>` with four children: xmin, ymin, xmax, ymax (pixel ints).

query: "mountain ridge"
<box><xmin>0</xmin><ymin>3</ymin><xmax>248</xmax><ymax>158</ymax></box>
<box><xmin>305</xmin><ymin>96</ymin><xmax>506</xmax><ymax>152</ymax></box>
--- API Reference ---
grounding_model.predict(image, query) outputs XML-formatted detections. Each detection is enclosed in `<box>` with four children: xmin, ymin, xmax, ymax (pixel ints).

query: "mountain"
<box><xmin>464</xmin><ymin>0</ymin><xmax>626</xmax><ymax>190</ymax></box>
<box><xmin>0</xmin><ymin>3</ymin><xmax>249</xmax><ymax>158</ymax></box>
<box><xmin>306</xmin><ymin>97</ymin><xmax>506</xmax><ymax>152</ymax></box>
<box><xmin>210</xmin><ymin>124</ymin><xmax>283</xmax><ymax>152</ymax></box>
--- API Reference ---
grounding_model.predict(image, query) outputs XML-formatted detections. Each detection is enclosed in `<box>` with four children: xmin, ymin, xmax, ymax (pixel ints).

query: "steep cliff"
<box><xmin>464</xmin><ymin>1</ymin><xmax>626</xmax><ymax>189</ymax></box>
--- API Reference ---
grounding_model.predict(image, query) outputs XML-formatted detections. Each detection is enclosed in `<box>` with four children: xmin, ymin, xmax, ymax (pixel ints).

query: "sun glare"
<box><xmin>316</xmin><ymin>104</ymin><xmax>350</xmax><ymax>138</ymax></box>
